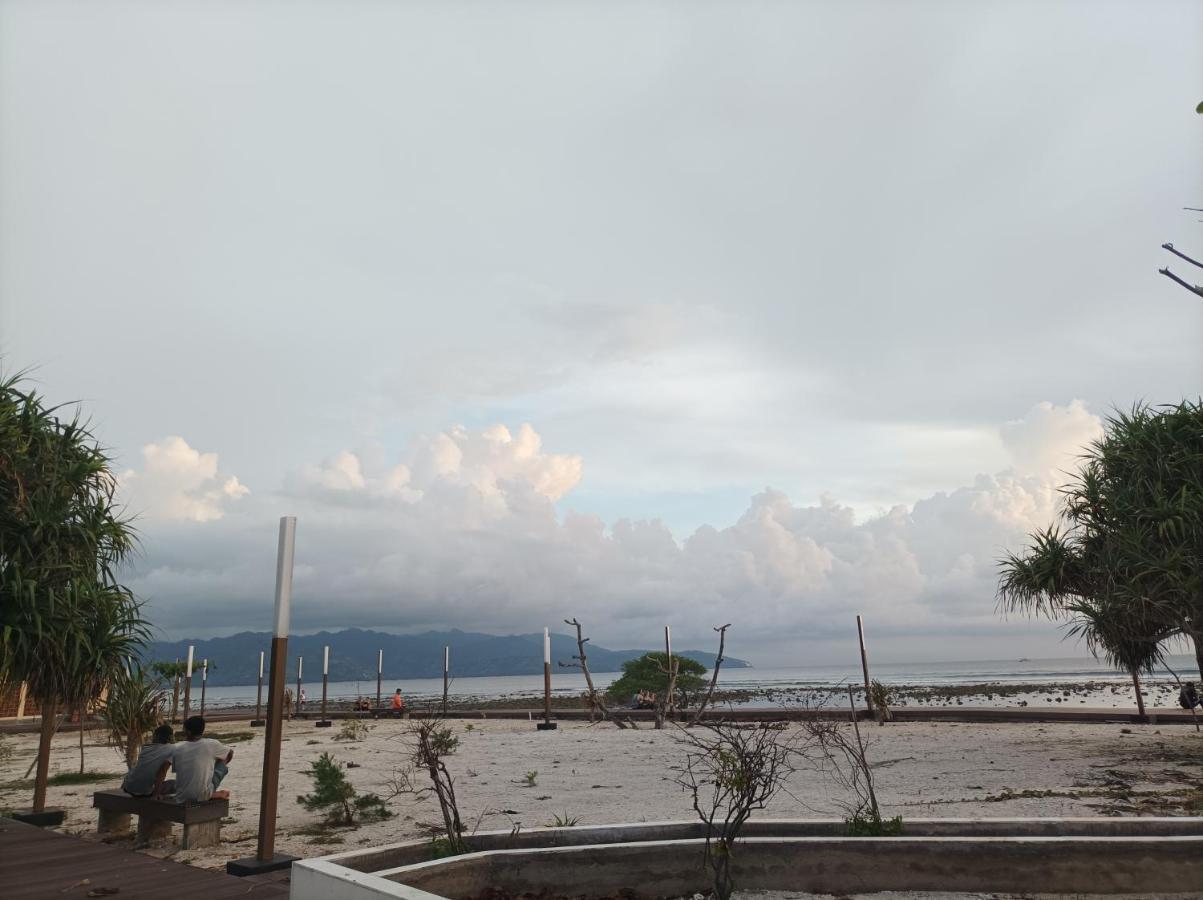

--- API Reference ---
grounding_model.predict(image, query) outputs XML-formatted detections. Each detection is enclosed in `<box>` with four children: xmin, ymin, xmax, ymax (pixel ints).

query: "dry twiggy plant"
<box><xmin>673</xmin><ymin>720</ymin><xmax>797</xmax><ymax>900</ymax></box>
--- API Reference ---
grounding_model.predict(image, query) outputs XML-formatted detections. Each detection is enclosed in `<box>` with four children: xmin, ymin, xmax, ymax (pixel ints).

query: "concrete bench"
<box><xmin>93</xmin><ymin>789</ymin><xmax>228</xmax><ymax>849</ymax></box>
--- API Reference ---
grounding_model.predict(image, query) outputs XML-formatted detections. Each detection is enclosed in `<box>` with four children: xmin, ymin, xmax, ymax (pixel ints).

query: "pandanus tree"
<box><xmin>0</xmin><ymin>373</ymin><xmax>147</xmax><ymax>813</ymax></box>
<box><xmin>999</xmin><ymin>401</ymin><xmax>1203</xmax><ymax>711</ymax></box>
<box><xmin>100</xmin><ymin>661</ymin><xmax>167</xmax><ymax>769</ymax></box>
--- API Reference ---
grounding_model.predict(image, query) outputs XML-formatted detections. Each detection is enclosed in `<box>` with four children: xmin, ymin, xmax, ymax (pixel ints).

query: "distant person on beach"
<box><xmin>299</xmin><ymin>687</ymin><xmax>307</xmax><ymax>709</ymax></box>
<box><xmin>1180</xmin><ymin>682</ymin><xmax>1200</xmax><ymax>710</ymax></box>
<box><xmin>173</xmin><ymin>716</ymin><xmax>234</xmax><ymax>802</ymax></box>
<box><xmin>121</xmin><ymin>724</ymin><xmax>176</xmax><ymax>798</ymax></box>
<box><xmin>391</xmin><ymin>688</ymin><xmax>406</xmax><ymax>716</ymax></box>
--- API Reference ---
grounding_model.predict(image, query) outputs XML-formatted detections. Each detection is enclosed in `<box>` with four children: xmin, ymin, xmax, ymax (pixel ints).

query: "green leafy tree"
<box><xmin>0</xmin><ymin>373</ymin><xmax>148</xmax><ymax>812</ymax></box>
<box><xmin>999</xmin><ymin>401</ymin><xmax>1203</xmax><ymax>686</ymax></box>
<box><xmin>100</xmin><ymin>662</ymin><xmax>168</xmax><ymax>768</ymax></box>
<box><xmin>297</xmin><ymin>752</ymin><xmax>391</xmax><ymax>826</ymax></box>
<box><xmin>605</xmin><ymin>652</ymin><xmax>706</xmax><ymax>704</ymax></box>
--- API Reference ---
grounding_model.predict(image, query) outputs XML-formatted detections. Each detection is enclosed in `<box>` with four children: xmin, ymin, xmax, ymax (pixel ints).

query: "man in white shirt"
<box><xmin>173</xmin><ymin>716</ymin><xmax>234</xmax><ymax>802</ymax></box>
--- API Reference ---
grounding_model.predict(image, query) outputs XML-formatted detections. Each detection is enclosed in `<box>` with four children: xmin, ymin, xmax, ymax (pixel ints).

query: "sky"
<box><xmin>2</xmin><ymin>1</ymin><xmax>1201</xmax><ymax>666</ymax></box>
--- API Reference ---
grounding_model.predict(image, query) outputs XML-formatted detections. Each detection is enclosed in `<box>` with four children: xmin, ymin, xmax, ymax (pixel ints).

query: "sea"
<box><xmin>198</xmin><ymin>654</ymin><xmax>1201</xmax><ymax>710</ymax></box>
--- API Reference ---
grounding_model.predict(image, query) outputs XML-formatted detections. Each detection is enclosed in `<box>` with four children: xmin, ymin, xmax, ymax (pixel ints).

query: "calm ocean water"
<box><xmin>199</xmin><ymin>654</ymin><xmax>1201</xmax><ymax>709</ymax></box>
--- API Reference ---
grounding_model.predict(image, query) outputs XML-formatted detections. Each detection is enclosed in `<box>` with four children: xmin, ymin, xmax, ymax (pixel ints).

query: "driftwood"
<box><xmin>690</xmin><ymin>624</ymin><xmax>731</xmax><ymax>725</ymax></box>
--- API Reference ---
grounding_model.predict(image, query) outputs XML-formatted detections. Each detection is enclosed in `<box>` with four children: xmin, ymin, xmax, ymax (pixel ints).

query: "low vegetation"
<box><xmin>334</xmin><ymin>720</ymin><xmax>371</xmax><ymax>742</ymax></box>
<box><xmin>297</xmin><ymin>752</ymin><xmax>391</xmax><ymax>826</ymax></box>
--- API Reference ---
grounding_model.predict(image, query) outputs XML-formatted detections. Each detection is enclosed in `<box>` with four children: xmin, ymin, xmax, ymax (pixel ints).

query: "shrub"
<box><xmin>297</xmin><ymin>753</ymin><xmax>391</xmax><ymax>826</ymax></box>
<box><xmin>605</xmin><ymin>652</ymin><xmax>706</xmax><ymax>704</ymax></box>
<box><xmin>334</xmin><ymin>720</ymin><xmax>370</xmax><ymax>742</ymax></box>
<box><xmin>847</xmin><ymin>811</ymin><xmax>904</xmax><ymax>836</ymax></box>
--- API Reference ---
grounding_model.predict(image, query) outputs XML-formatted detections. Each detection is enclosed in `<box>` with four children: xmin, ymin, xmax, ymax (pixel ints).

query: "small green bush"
<box><xmin>297</xmin><ymin>752</ymin><xmax>392</xmax><ymax>826</ymax></box>
<box><xmin>846</xmin><ymin>811</ymin><xmax>903</xmax><ymax>836</ymax></box>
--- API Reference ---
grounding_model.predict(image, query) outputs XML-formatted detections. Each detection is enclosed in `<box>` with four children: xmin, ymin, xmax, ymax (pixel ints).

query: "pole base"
<box><xmin>536</xmin><ymin>722</ymin><xmax>558</xmax><ymax>730</ymax></box>
<box><xmin>315</xmin><ymin>720</ymin><xmax>332</xmax><ymax>727</ymax></box>
<box><xmin>226</xmin><ymin>853</ymin><xmax>298</xmax><ymax>877</ymax></box>
<box><xmin>12</xmin><ymin>808</ymin><xmax>65</xmax><ymax>828</ymax></box>
<box><xmin>250</xmin><ymin>719</ymin><xmax>266</xmax><ymax>727</ymax></box>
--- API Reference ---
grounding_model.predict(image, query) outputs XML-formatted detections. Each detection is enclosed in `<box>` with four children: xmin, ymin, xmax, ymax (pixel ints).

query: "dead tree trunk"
<box><xmin>690</xmin><ymin>624</ymin><xmax>730</xmax><ymax>725</ymax></box>
<box><xmin>561</xmin><ymin>618</ymin><xmax>613</xmax><ymax>724</ymax></box>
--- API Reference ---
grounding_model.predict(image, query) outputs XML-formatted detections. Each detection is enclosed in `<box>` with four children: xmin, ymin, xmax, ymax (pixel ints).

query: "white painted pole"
<box><xmin>259</xmin><ymin>651</ymin><xmax>265</xmax><ymax>679</ymax></box>
<box><xmin>543</xmin><ymin>627</ymin><xmax>551</xmax><ymax>665</ymax></box>
<box><xmin>186</xmin><ymin>646</ymin><xmax>194</xmax><ymax>678</ymax></box>
<box><xmin>323</xmin><ymin>646</ymin><xmax>329</xmax><ymax>676</ymax></box>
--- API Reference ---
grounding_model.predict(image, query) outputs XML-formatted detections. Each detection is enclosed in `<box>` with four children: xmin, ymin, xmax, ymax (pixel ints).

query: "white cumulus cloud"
<box><xmin>120</xmin><ymin>436</ymin><xmax>248</xmax><ymax>523</ymax></box>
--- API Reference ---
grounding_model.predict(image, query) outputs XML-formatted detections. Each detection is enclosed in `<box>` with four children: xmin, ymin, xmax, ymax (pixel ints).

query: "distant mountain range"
<box><xmin>145</xmin><ymin>628</ymin><xmax>749</xmax><ymax>686</ymax></box>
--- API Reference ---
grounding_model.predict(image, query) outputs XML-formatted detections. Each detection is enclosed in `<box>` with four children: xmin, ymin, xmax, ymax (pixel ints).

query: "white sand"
<box><xmin>2</xmin><ymin>718</ymin><xmax>1201</xmax><ymax>877</ymax></box>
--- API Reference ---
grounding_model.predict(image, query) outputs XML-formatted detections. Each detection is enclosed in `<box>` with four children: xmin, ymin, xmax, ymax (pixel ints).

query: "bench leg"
<box><xmin>181</xmin><ymin>820</ymin><xmax>221</xmax><ymax>850</ymax></box>
<box><xmin>97</xmin><ymin>808</ymin><xmax>131</xmax><ymax>836</ymax></box>
<box><xmin>135</xmin><ymin>815</ymin><xmax>173</xmax><ymax>847</ymax></box>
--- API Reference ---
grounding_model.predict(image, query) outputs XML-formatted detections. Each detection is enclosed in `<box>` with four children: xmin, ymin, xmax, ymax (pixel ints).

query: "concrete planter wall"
<box><xmin>292</xmin><ymin>817</ymin><xmax>1203</xmax><ymax>900</ymax></box>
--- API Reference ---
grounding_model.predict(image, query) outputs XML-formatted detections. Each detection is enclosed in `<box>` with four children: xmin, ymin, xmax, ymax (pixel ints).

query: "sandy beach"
<box><xmin>2</xmin><ymin>715</ymin><xmax>1201</xmax><ymax>880</ymax></box>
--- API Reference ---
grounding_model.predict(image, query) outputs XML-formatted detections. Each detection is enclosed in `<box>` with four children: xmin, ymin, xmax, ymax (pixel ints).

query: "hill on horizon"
<box><xmin>145</xmin><ymin>627</ymin><xmax>750</xmax><ymax>686</ymax></box>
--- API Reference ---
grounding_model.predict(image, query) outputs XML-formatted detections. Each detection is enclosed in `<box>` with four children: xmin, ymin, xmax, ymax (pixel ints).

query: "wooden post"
<box><xmin>664</xmin><ymin>625</ymin><xmax>674</xmax><ymax>718</ymax></box>
<box><xmin>442</xmin><ymin>646</ymin><xmax>449</xmax><ymax>717</ymax></box>
<box><xmin>252</xmin><ymin>651</ymin><xmax>266</xmax><ymax>726</ymax></box>
<box><xmin>296</xmin><ymin>657</ymin><xmax>303</xmax><ymax>718</ymax></box>
<box><xmin>16</xmin><ymin>681</ymin><xmax>27</xmax><ymax>719</ymax></box>
<box><xmin>183</xmin><ymin>646</ymin><xmax>194</xmax><ymax>721</ymax></box>
<box><xmin>228</xmin><ymin>516</ymin><xmax>298</xmax><ymax>875</ymax></box>
<box><xmin>316</xmin><ymin>645</ymin><xmax>331</xmax><ymax>726</ymax></box>
<box><xmin>537</xmin><ymin>627</ymin><xmax>557</xmax><ymax>730</ymax></box>
<box><xmin>376</xmin><ymin>649</ymin><xmax>383</xmax><ymax>711</ymax></box>
<box><xmin>857</xmin><ymin>615</ymin><xmax>874</xmax><ymax>714</ymax></box>
<box><xmin>200</xmin><ymin>659</ymin><xmax>208</xmax><ymax>715</ymax></box>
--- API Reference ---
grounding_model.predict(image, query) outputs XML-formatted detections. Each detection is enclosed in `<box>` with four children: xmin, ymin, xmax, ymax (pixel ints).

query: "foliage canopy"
<box><xmin>605</xmin><ymin>652</ymin><xmax>706</xmax><ymax>703</ymax></box>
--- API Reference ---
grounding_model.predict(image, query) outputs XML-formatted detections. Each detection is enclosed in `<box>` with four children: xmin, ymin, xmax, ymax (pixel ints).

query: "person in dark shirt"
<box><xmin>121</xmin><ymin>724</ymin><xmax>176</xmax><ymax>798</ymax></box>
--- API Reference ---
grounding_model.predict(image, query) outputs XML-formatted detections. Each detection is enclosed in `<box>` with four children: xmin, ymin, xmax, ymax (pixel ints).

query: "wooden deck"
<box><xmin>0</xmin><ymin>816</ymin><xmax>290</xmax><ymax>900</ymax></box>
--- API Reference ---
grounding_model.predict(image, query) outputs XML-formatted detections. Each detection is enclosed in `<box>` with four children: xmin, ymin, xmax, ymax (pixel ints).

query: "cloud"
<box><xmin>120</xmin><ymin>436</ymin><xmax>248</xmax><ymax>523</ymax></box>
<box><xmin>292</xmin><ymin>423</ymin><xmax>582</xmax><ymax>509</ymax></box>
<box><xmin>1000</xmin><ymin>399</ymin><xmax>1104</xmax><ymax>478</ymax></box>
<box><xmin>127</xmin><ymin>404</ymin><xmax>1097</xmax><ymax>660</ymax></box>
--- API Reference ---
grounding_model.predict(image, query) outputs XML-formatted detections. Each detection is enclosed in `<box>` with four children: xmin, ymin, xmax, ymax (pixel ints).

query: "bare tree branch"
<box><xmin>560</xmin><ymin>617</ymin><xmax>630</xmax><ymax>728</ymax></box>
<box><xmin>1159</xmin><ymin>268</ymin><xmax>1203</xmax><ymax>297</ymax></box>
<box><xmin>690</xmin><ymin>624</ymin><xmax>731</xmax><ymax>725</ymax></box>
<box><xmin>1162</xmin><ymin>243</ymin><xmax>1203</xmax><ymax>269</ymax></box>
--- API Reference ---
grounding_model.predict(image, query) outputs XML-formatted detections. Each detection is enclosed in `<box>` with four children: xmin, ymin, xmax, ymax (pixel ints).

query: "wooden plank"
<box><xmin>0</xmin><ymin>817</ymin><xmax>288</xmax><ymax>899</ymax></box>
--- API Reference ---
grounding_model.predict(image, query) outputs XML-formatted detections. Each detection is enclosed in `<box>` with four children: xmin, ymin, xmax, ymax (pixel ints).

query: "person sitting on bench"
<box><xmin>121</xmin><ymin>724</ymin><xmax>177</xmax><ymax>799</ymax></box>
<box><xmin>391</xmin><ymin>688</ymin><xmax>406</xmax><ymax>716</ymax></box>
<box><xmin>173</xmin><ymin>716</ymin><xmax>235</xmax><ymax>802</ymax></box>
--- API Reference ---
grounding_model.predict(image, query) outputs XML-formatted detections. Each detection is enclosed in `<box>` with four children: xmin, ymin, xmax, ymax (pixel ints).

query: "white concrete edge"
<box><xmin>293</xmin><ymin>858</ymin><xmax>448</xmax><ymax>900</ymax></box>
